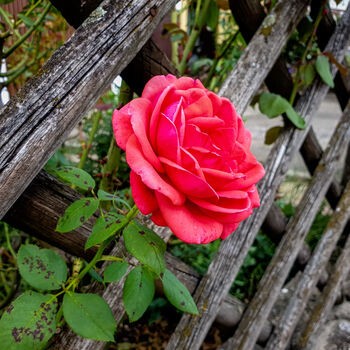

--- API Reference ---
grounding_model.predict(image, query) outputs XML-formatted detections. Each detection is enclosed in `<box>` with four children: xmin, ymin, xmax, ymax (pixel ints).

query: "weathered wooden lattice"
<box><xmin>1</xmin><ymin>0</ymin><xmax>350</xmax><ymax>349</ymax></box>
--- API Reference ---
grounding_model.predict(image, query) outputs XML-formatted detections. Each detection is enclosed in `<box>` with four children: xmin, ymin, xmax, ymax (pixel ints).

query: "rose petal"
<box><xmin>210</xmin><ymin>128</ymin><xmax>236</xmax><ymax>153</ymax></box>
<box><xmin>126</xmin><ymin>135</ymin><xmax>185</xmax><ymax>205</ymax></box>
<box><xmin>149</xmin><ymin>84</ymin><xmax>175</xmax><ymax>148</ymax></box>
<box><xmin>142</xmin><ymin>74</ymin><xmax>177</xmax><ymax>102</ymax></box>
<box><xmin>183</xmin><ymin>124</ymin><xmax>218</xmax><ymax>152</ymax></box>
<box><xmin>156</xmin><ymin>113</ymin><xmax>181</xmax><ymax>163</ymax></box>
<box><xmin>248</xmin><ymin>185</ymin><xmax>261</xmax><ymax>207</ymax></box>
<box><xmin>216</xmin><ymin>189</ymin><xmax>248</xmax><ymax>199</ymax></box>
<box><xmin>201</xmin><ymin>207</ymin><xmax>253</xmax><ymax>224</ymax></box>
<box><xmin>156</xmin><ymin>192</ymin><xmax>223</xmax><ymax>244</ymax></box>
<box><xmin>130</xmin><ymin>171</ymin><xmax>158</xmax><ymax>215</ymax></box>
<box><xmin>190</xmin><ymin>196</ymin><xmax>251</xmax><ymax>214</ymax></box>
<box><xmin>181</xmin><ymin>147</ymin><xmax>205</xmax><ymax>179</ymax></box>
<box><xmin>130</xmin><ymin>98</ymin><xmax>163</xmax><ymax>172</ymax></box>
<box><xmin>159</xmin><ymin>156</ymin><xmax>219</xmax><ymax>199</ymax></box>
<box><xmin>218</xmin><ymin>98</ymin><xmax>239</xmax><ymax>129</ymax></box>
<box><xmin>184</xmin><ymin>95</ymin><xmax>213</xmax><ymax>119</ymax></box>
<box><xmin>112</xmin><ymin>106</ymin><xmax>133</xmax><ymax>150</ymax></box>
<box><xmin>226</xmin><ymin>162</ymin><xmax>265</xmax><ymax>189</ymax></box>
<box><xmin>189</xmin><ymin>116</ymin><xmax>225</xmax><ymax>130</ymax></box>
<box><xmin>151</xmin><ymin>209</ymin><xmax>167</xmax><ymax>226</ymax></box>
<box><xmin>207</xmin><ymin>91</ymin><xmax>222</xmax><ymax>116</ymax></box>
<box><xmin>221</xmin><ymin>223</ymin><xmax>239</xmax><ymax>239</ymax></box>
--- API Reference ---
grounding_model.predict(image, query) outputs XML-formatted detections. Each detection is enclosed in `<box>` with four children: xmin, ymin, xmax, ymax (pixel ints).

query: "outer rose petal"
<box><xmin>151</xmin><ymin>210</ymin><xmax>167</xmax><ymax>226</ymax></box>
<box><xmin>142</xmin><ymin>74</ymin><xmax>177</xmax><ymax>102</ymax></box>
<box><xmin>221</xmin><ymin>223</ymin><xmax>239</xmax><ymax>239</ymax></box>
<box><xmin>129</xmin><ymin>98</ymin><xmax>163</xmax><ymax>172</ymax></box>
<box><xmin>156</xmin><ymin>192</ymin><xmax>223</xmax><ymax>244</ymax></box>
<box><xmin>112</xmin><ymin>106</ymin><xmax>133</xmax><ymax>151</ymax></box>
<box><xmin>126</xmin><ymin>135</ymin><xmax>185</xmax><ymax>205</ymax></box>
<box><xmin>130</xmin><ymin>171</ymin><xmax>158</xmax><ymax>215</ymax></box>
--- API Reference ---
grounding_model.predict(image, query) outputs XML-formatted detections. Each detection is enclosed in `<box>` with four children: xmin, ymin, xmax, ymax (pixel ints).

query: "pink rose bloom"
<box><xmin>113</xmin><ymin>75</ymin><xmax>265</xmax><ymax>244</ymax></box>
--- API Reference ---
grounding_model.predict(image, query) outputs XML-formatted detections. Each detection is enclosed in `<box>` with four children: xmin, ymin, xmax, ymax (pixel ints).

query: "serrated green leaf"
<box><xmin>56</xmin><ymin>198</ymin><xmax>99</xmax><ymax>233</ymax></box>
<box><xmin>265</xmin><ymin>126</ymin><xmax>282</xmax><ymax>145</ymax></box>
<box><xmin>315</xmin><ymin>54</ymin><xmax>334</xmax><ymax>88</ymax></box>
<box><xmin>259</xmin><ymin>92</ymin><xmax>289</xmax><ymax>118</ymax></box>
<box><xmin>123</xmin><ymin>267</ymin><xmax>155</xmax><ymax>322</ymax></box>
<box><xmin>62</xmin><ymin>293</ymin><xmax>116</xmax><ymax>341</ymax></box>
<box><xmin>55</xmin><ymin>167</ymin><xmax>95</xmax><ymax>191</ymax></box>
<box><xmin>85</xmin><ymin>212</ymin><xmax>126</xmax><ymax>250</ymax></box>
<box><xmin>123</xmin><ymin>221</ymin><xmax>166</xmax><ymax>275</ymax></box>
<box><xmin>18</xmin><ymin>245</ymin><xmax>67</xmax><ymax>291</ymax></box>
<box><xmin>104</xmin><ymin>261</ymin><xmax>128</xmax><ymax>282</ymax></box>
<box><xmin>162</xmin><ymin>269</ymin><xmax>198</xmax><ymax>315</ymax></box>
<box><xmin>0</xmin><ymin>291</ymin><xmax>57</xmax><ymax>349</ymax></box>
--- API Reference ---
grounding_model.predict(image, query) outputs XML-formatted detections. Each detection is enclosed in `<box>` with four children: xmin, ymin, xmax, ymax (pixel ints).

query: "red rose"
<box><xmin>113</xmin><ymin>75</ymin><xmax>265</xmax><ymax>244</ymax></box>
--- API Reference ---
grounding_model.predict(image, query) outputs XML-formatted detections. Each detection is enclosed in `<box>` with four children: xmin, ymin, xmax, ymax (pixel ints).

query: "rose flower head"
<box><xmin>113</xmin><ymin>75</ymin><xmax>265</xmax><ymax>244</ymax></box>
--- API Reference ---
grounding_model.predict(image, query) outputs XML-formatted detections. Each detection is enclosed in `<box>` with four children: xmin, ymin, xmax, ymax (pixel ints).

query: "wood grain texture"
<box><xmin>166</xmin><ymin>3</ymin><xmax>350</xmax><ymax>349</ymax></box>
<box><xmin>297</xmin><ymin>214</ymin><xmax>350</xmax><ymax>349</ymax></box>
<box><xmin>0</xmin><ymin>0</ymin><xmax>176</xmax><ymax>220</ymax></box>
<box><xmin>265</xmin><ymin>180</ymin><xmax>350</xmax><ymax>350</ymax></box>
<box><xmin>222</xmin><ymin>101</ymin><xmax>350</xmax><ymax>350</ymax></box>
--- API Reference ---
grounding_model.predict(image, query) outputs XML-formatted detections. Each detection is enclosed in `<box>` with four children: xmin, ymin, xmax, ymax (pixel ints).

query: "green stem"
<box><xmin>171</xmin><ymin>10</ymin><xmax>179</xmax><ymax>67</ymax></box>
<box><xmin>15</xmin><ymin>0</ymin><xmax>43</xmax><ymax>27</ymax></box>
<box><xmin>78</xmin><ymin>111</ymin><xmax>102</xmax><ymax>169</ymax></box>
<box><xmin>3</xmin><ymin>3</ymin><xmax>51</xmax><ymax>58</ymax></box>
<box><xmin>178</xmin><ymin>0</ymin><xmax>211</xmax><ymax>75</ymax></box>
<box><xmin>77</xmin><ymin>204</ymin><xmax>139</xmax><ymax>281</ymax></box>
<box><xmin>4</xmin><ymin>224</ymin><xmax>16</xmax><ymax>260</ymax></box>
<box><xmin>289</xmin><ymin>4</ymin><xmax>325</xmax><ymax>105</ymax></box>
<box><xmin>0</xmin><ymin>7</ymin><xmax>14</xmax><ymax>30</ymax></box>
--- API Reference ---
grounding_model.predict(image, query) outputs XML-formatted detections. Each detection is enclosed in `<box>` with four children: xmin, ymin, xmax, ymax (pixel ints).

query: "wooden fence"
<box><xmin>1</xmin><ymin>0</ymin><xmax>350</xmax><ymax>349</ymax></box>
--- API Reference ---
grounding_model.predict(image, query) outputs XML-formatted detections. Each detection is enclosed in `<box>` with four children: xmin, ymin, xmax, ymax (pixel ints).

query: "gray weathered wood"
<box><xmin>0</xmin><ymin>0</ymin><xmax>176</xmax><ymax>220</ymax></box>
<box><xmin>265</xmin><ymin>180</ymin><xmax>350</xmax><ymax>350</ymax></box>
<box><xmin>297</xmin><ymin>222</ymin><xmax>350</xmax><ymax>349</ymax></box>
<box><xmin>166</xmin><ymin>4</ymin><xmax>350</xmax><ymax>349</ymax></box>
<box><xmin>221</xmin><ymin>101</ymin><xmax>350</xmax><ymax>350</ymax></box>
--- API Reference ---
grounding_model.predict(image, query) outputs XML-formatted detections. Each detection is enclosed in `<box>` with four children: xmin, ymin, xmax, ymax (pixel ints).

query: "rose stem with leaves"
<box><xmin>178</xmin><ymin>0</ymin><xmax>211</xmax><ymax>74</ymax></box>
<box><xmin>99</xmin><ymin>80</ymin><xmax>133</xmax><ymax>208</ymax></box>
<box><xmin>289</xmin><ymin>4</ymin><xmax>325</xmax><ymax>105</ymax></box>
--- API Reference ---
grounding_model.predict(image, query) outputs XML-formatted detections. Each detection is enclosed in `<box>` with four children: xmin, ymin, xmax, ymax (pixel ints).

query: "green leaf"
<box><xmin>56</xmin><ymin>198</ymin><xmax>99</xmax><ymax>233</ymax></box>
<box><xmin>285</xmin><ymin>105</ymin><xmax>306</xmax><ymax>129</ymax></box>
<box><xmin>302</xmin><ymin>63</ymin><xmax>316</xmax><ymax>86</ymax></box>
<box><xmin>192</xmin><ymin>58</ymin><xmax>213</xmax><ymax>74</ymax></box>
<box><xmin>315</xmin><ymin>54</ymin><xmax>334</xmax><ymax>88</ymax></box>
<box><xmin>85</xmin><ymin>212</ymin><xmax>126</xmax><ymax>250</ymax></box>
<box><xmin>123</xmin><ymin>221</ymin><xmax>166</xmax><ymax>275</ymax></box>
<box><xmin>161</xmin><ymin>269</ymin><xmax>198</xmax><ymax>315</ymax></box>
<box><xmin>0</xmin><ymin>291</ymin><xmax>57</xmax><ymax>349</ymax></box>
<box><xmin>17</xmin><ymin>14</ymin><xmax>35</xmax><ymax>27</ymax></box>
<box><xmin>259</xmin><ymin>92</ymin><xmax>289</xmax><ymax>118</ymax></box>
<box><xmin>18</xmin><ymin>245</ymin><xmax>67</xmax><ymax>291</ymax></box>
<box><xmin>259</xmin><ymin>92</ymin><xmax>305</xmax><ymax>129</ymax></box>
<box><xmin>62</xmin><ymin>292</ymin><xmax>116</xmax><ymax>341</ymax></box>
<box><xmin>55</xmin><ymin>167</ymin><xmax>95</xmax><ymax>191</ymax></box>
<box><xmin>265</xmin><ymin>126</ymin><xmax>282</xmax><ymax>145</ymax></box>
<box><xmin>104</xmin><ymin>261</ymin><xmax>128</xmax><ymax>283</ymax></box>
<box><xmin>123</xmin><ymin>266</ymin><xmax>155</xmax><ymax>322</ymax></box>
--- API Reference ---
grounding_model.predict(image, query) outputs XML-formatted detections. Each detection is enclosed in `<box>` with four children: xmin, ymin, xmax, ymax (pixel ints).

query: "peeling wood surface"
<box><xmin>265</xmin><ymin>180</ymin><xmax>350</xmax><ymax>350</ymax></box>
<box><xmin>221</xmin><ymin>101</ymin><xmax>350</xmax><ymax>350</ymax></box>
<box><xmin>166</xmin><ymin>3</ymin><xmax>350</xmax><ymax>349</ymax></box>
<box><xmin>0</xmin><ymin>0</ymin><xmax>176</xmax><ymax>219</ymax></box>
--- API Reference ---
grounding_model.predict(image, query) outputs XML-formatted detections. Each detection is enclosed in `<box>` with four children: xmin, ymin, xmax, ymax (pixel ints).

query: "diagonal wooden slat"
<box><xmin>166</xmin><ymin>3</ymin><xmax>350</xmax><ymax>349</ymax></box>
<box><xmin>220</xmin><ymin>100</ymin><xmax>350</xmax><ymax>349</ymax></box>
<box><xmin>0</xmin><ymin>0</ymin><xmax>176</xmax><ymax>220</ymax></box>
<box><xmin>265</xmin><ymin>180</ymin><xmax>350</xmax><ymax>349</ymax></box>
<box><xmin>297</xmin><ymin>214</ymin><xmax>350</xmax><ymax>349</ymax></box>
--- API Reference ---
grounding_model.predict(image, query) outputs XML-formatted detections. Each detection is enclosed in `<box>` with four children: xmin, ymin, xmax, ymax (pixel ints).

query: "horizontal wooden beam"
<box><xmin>0</xmin><ymin>0</ymin><xmax>176</xmax><ymax>219</ymax></box>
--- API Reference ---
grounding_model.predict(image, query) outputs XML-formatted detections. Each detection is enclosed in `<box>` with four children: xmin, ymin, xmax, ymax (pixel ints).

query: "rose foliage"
<box><xmin>113</xmin><ymin>75</ymin><xmax>265</xmax><ymax>244</ymax></box>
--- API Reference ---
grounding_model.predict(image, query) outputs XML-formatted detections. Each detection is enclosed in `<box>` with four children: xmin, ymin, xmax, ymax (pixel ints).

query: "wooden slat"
<box><xmin>297</xmin><ymin>220</ymin><xmax>350</xmax><ymax>349</ymax></box>
<box><xmin>0</xmin><ymin>0</ymin><xmax>176</xmax><ymax>220</ymax></box>
<box><xmin>221</xmin><ymin>101</ymin><xmax>350</xmax><ymax>349</ymax></box>
<box><xmin>166</xmin><ymin>4</ymin><xmax>350</xmax><ymax>349</ymax></box>
<box><xmin>265</xmin><ymin>180</ymin><xmax>350</xmax><ymax>349</ymax></box>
